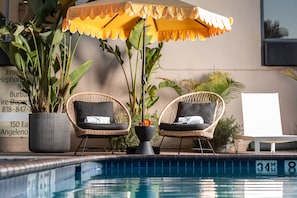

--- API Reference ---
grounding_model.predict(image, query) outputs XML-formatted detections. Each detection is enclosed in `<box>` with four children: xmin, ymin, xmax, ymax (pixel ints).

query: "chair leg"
<box><xmin>196</xmin><ymin>139</ymin><xmax>215</xmax><ymax>154</ymax></box>
<box><xmin>178</xmin><ymin>137</ymin><xmax>183</xmax><ymax>154</ymax></box>
<box><xmin>74</xmin><ymin>138</ymin><xmax>85</xmax><ymax>156</ymax></box>
<box><xmin>81</xmin><ymin>136</ymin><xmax>89</xmax><ymax>155</ymax></box>
<box><xmin>198</xmin><ymin>139</ymin><xmax>203</xmax><ymax>153</ymax></box>
<box><xmin>207</xmin><ymin>140</ymin><xmax>215</xmax><ymax>154</ymax></box>
<box><xmin>159</xmin><ymin>136</ymin><xmax>165</xmax><ymax>150</ymax></box>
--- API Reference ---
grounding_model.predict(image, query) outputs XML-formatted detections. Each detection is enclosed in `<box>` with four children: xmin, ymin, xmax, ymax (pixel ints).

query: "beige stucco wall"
<box><xmin>71</xmin><ymin>0</ymin><xmax>297</xmax><ymax>150</ymax></box>
<box><xmin>0</xmin><ymin>0</ymin><xmax>20</xmax><ymax>23</ymax></box>
<box><xmin>1</xmin><ymin>0</ymin><xmax>297</xmax><ymax>151</ymax></box>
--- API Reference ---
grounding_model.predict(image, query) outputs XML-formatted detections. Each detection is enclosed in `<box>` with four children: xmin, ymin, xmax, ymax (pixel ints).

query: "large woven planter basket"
<box><xmin>29</xmin><ymin>113</ymin><xmax>70</xmax><ymax>152</ymax></box>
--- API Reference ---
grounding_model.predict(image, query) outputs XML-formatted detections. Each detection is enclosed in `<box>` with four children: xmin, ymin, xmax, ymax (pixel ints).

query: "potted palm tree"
<box><xmin>0</xmin><ymin>1</ymin><xmax>92</xmax><ymax>152</ymax></box>
<box><xmin>0</xmin><ymin>22</ymin><xmax>92</xmax><ymax>152</ymax></box>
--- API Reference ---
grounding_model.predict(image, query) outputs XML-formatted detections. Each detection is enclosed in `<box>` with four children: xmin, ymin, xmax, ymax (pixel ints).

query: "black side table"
<box><xmin>135</xmin><ymin>126</ymin><xmax>155</xmax><ymax>155</ymax></box>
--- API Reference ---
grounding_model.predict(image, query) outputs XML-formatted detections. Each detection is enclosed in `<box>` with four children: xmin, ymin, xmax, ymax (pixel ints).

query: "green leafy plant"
<box><xmin>0</xmin><ymin>21</ymin><xmax>92</xmax><ymax>112</ymax></box>
<box><xmin>99</xmin><ymin>20</ymin><xmax>162</xmax><ymax>118</ymax></box>
<box><xmin>283</xmin><ymin>68</ymin><xmax>297</xmax><ymax>81</ymax></box>
<box><xmin>99</xmin><ymin>19</ymin><xmax>163</xmax><ymax>147</ymax></box>
<box><xmin>194</xmin><ymin>115</ymin><xmax>242</xmax><ymax>151</ymax></box>
<box><xmin>159</xmin><ymin>71</ymin><xmax>244</xmax><ymax>103</ymax></box>
<box><xmin>28</xmin><ymin>0</ymin><xmax>77</xmax><ymax>28</ymax></box>
<box><xmin>0</xmin><ymin>0</ymin><xmax>92</xmax><ymax>113</ymax></box>
<box><xmin>209</xmin><ymin>115</ymin><xmax>242</xmax><ymax>150</ymax></box>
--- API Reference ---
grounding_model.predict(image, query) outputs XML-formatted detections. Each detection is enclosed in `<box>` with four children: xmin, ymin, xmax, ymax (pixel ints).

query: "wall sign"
<box><xmin>0</xmin><ymin>66</ymin><xmax>30</xmax><ymax>137</ymax></box>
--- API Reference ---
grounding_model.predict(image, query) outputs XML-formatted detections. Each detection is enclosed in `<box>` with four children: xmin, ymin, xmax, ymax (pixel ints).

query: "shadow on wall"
<box><xmin>0</xmin><ymin>47</ymin><xmax>10</xmax><ymax>66</ymax></box>
<box><xmin>75</xmin><ymin>36</ymin><xmax>128</xmax><ymax>85</ymax></box>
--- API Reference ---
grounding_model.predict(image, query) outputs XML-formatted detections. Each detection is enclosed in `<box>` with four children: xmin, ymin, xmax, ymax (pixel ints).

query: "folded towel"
<box><xmin>84</xmin><ymin>116</ymin><xmax>110</xmax><ymax>124</ymax></box>
<box><xmin>177</xmin><ymin>116</ymin><xmax>204</xmax><ymax>124</ymax></box>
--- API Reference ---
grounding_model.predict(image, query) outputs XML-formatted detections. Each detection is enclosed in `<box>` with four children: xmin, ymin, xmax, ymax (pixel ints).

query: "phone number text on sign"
<box><xmin>256</xmin><ymin>160</ymin><xmax>277</xmax><ymax>175</ymax></box>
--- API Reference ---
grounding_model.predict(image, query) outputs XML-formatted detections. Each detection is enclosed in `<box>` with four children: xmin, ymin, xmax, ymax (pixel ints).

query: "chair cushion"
<box><xmin>74</xmin><ymin>101</ymin><xmax>114</xmax><ymax>123</ymax></box>
<box><xmin>159</xmin><ymin>122</ymin><xmax>210</xmax><ymax>131</ymax></box>
<box><xmin>175</xmin><ymin>102</ymin><xmax>217</xmax><ymax>124</ymax></box>
<box><xmin>77</xmin><ymin>122</ymin><xmax>128</xmax><ymax>130</ymax></box>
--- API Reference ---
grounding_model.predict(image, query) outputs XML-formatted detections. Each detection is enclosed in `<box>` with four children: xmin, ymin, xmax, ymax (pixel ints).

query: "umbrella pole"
<box><xmin>141</xmin><ymin>18</ymin><xmax>146</xmax><ymax>124</ymax></box>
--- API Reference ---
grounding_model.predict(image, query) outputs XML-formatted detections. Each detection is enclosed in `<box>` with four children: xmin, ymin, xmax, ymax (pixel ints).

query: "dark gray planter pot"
<box><xmin>135</xmin><ymin>126</ymin><xmax>155</xmax><ymax>155</ymax></box>
<box><xmin>126</xmin><ymin>146</ymin><xmax>160</xmax><ymax>154</ymax></box>
<box><xmin>29</xmin><ymin>113</ymin><xmax>70</xmax><ymax>153</ymax></box>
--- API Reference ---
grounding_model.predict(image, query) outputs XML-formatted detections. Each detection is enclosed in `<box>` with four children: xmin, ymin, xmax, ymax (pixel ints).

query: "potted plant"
<box><xmin>0</xmin><ymin>20</ymin><xmax>92</xmax><ymax>152</ymax></box>
<box><xmin>99</xmin><ymin>20</ymin><xmax>162</xmax><ymax>151</ymax></box>
<box><xmin>208</xmin><ymin>115</ymin><xmax>242</xmax><ymax>152</ymax></box>
<box><xmin>134</xmin><ymin>119</ymin><xmax>155</xmax><ymax>154</ymax></box>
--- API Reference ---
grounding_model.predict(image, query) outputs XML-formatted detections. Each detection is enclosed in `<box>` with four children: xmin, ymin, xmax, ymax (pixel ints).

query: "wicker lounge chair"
<box><xmin>158</xmin><ymin>91</ymin><xmax>225</xmax><ymax>154</ymax></box>
<box><xmin>66</xmin><ymin>92</ymin><xmax>131</xmax><ymax>155</ymax></box>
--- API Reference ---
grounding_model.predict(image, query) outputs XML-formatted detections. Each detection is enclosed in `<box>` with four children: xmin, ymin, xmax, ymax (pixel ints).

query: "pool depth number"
<box><xmin>256</xmin><ymin>160</ymin><xmax>297</xmax><ymax>176</ymax></box>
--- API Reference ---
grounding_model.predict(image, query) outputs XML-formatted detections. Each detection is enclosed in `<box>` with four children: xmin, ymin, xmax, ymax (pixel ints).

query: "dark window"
<box><xmin>261</xmin><ymin>0</ymin><xmax>297</xmax><ymax>66</ymax></box>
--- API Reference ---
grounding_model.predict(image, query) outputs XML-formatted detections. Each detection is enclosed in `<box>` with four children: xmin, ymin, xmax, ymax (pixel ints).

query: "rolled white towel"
<box><xmin>84</xmin><ymin>116</ymin><xmax>110</xmax><ymax>124</ymax></box>
<box><xmin>177</xmin><ymin>116</ymin><xmax>204</xmax><ymax>124</ymax></box>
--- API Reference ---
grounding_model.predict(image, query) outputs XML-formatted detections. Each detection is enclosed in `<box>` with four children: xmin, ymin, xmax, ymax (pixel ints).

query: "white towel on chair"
<box><xmin>84</xmin><ymin>116</ymin><xmax>110</xmax><ymax>124</ymax></box>
<box><xmin>178</xmin><ymin>116</ymin><xmax>204</xmax><ymax>124</ymax></box>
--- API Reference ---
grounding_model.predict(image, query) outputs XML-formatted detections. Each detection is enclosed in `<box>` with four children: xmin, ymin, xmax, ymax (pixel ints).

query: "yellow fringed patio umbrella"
<box><xmin>62</xmin><ymin>0</ymin><xmax>233</xmax><ymax>122</ymax></box>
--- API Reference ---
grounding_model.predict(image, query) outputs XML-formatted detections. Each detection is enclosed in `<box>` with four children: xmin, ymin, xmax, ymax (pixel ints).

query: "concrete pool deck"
<box><xmin>1</xmin><ymin>150</ymin><xmax>297</xmax><ymax>179</ymax></box>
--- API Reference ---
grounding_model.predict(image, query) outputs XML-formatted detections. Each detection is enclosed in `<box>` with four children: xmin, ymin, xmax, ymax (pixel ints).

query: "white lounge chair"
<box><xmin>235</xmin><ymin>93</ymin><xmax>297</xmax><ymax>153</ymax></box>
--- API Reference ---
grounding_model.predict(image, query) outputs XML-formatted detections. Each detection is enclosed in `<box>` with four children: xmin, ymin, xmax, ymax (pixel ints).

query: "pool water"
<box><xmin>1</xmin><ymin>155</ymin><xmax>297</xmax><ymax>197</ymax></box>
<box><xmin>57</xmin><ymin>176</ymin><xmax>297</xmax><ymax>197</ymax></box>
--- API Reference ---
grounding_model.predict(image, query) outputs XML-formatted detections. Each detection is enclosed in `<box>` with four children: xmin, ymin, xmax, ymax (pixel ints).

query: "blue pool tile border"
<box><xmin>98</xmin><ymin>155</ymin><xmax>297</xmax><ymax>177</ymax></box>
<box><xmin>1</xmin><ymin>154</ymin><xmax>297</xmax><ymax>179</ymax></box>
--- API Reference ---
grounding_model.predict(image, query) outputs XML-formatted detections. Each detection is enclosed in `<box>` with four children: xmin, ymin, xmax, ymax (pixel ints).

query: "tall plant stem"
<box><xmin>141</xmin><ymin>19</ymin><xmax>146</xmax><ymax>123</ymax></box>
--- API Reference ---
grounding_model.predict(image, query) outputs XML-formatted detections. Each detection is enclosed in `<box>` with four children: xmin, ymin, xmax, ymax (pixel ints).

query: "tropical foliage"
<box><xmin>208</xmin><ymin>115</ymin><xmax>241</xmax><ymax>151</ymax></box>
<box><xmin>159</xmin><ymin>71</ymin><xmax>244</xmax><ymax>102</ymax></box>
<box><xmin>99</xmin><ymin>20</ymin><xmax>162</xmax><ymax>118</ymax></box>
<box><xmin>0</xmin><ymin>0</ymin><xmax>92</xmax><ymax>112</ymax></box>
<box><xmin>283</xmin><ymin>68</ymin><xmax>297</xmax><ymax>81</ymax></box>
<box><xmin>0</xmin><ymin>22</ymin><xmax>92</xmax><ymax>112</ymax></box>
<box><xmin>28</xmin><ymin>0</ymin><xmax>77</xmax><ymax>28</ymax></box>
<box><xmin>99</xmin><ymin>19</ymin><xmax>162</xmax><ymax>147</ymax></box>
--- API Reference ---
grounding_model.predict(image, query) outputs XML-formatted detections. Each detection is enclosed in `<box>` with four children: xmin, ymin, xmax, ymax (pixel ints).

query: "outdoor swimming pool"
<box><xmin>1</xmin><ymin>155</ymin><xmax>297</xmax><ymax>197</ymax></box>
